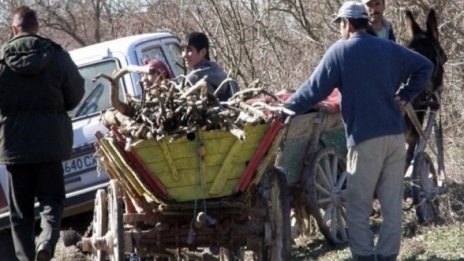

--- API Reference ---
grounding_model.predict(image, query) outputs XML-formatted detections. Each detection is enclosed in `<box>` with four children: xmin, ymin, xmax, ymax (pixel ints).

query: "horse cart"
<box><xmin>277</xmin><ymin>106</ymin><xmax>349</xmax><ymax>245</ymax></box>
<box><xmin>402</xmin><ymin>101</ymin><xmax>447</xmax><ymax>226</ymax></box>
<box><xmin>74</xmin><ymin>57</ymin><xmax>447</xmax><ymax>259</ymax></box>
<box><xmin>277</xmin><ymin>92</ymin><xmax>448</xmax><ymax>246</ymax></box>
<box><xmin>76</xmin><ymin>91</ymin><xmax>448</xmax><ymax>260</ymax></box>
<box><xmin>75</xmin><ymin>64</ymin><xmax>298</xmax><ymax>261</ymax></box>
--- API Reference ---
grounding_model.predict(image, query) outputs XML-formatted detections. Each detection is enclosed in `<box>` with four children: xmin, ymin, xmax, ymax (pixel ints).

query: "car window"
<box><xmin>165</xmin><ymin>42</ymin><xmax>185</xmax><ymax>77</ymax></box>
<box><xmin>69</xmin><ymin>60</ymin><xmax>122</xmax><ymax>118</ymax></box>
<box><xmin>141</xmin><ymin>47</ymin><xmax>167</xmax><ymax>66</ymax></box>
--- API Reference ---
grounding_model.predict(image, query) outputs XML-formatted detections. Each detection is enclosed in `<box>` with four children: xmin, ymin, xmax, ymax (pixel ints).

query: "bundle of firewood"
<box><xmin>97</xmin><ymin>66</ymin><xmax>293</xmax><ymax>141</ymax></box>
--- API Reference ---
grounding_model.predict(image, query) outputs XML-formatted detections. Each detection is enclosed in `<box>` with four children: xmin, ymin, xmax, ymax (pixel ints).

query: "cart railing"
<box><xmin>95</xmin><ymin>118</ymin><xmax>286</xmax><ymax>205</ymax></box>
<box><xmin>277</xmin><ymin>110</ymin><xmax>345</xmax><ymax>186</ymax></box>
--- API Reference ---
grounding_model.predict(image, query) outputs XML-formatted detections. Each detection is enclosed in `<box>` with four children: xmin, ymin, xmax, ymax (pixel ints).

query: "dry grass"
<box><xmin>291</xmin><ymin>223</ymin><xmax>464</xmax><ymax>260</ymax></box>
<box><xmin>291</xmin><ymin>184</ymin><xmax>464</xmax><ymax>261</ymax></box>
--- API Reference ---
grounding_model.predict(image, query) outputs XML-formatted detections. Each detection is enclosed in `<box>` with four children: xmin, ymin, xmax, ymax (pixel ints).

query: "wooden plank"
<box><xmin>157</xmin><ymin>140</ymin><xmax>180</xmax><ymax>181</ymax></box>
<box><xmin>97</xmin><ymin>143</ymin><xmax>140</xmax><ymax>201</ymax></box>
<box><xmin>236</xmin><ymin>120</ymin><xmax>282</xmax><ymax>192</ymax></box>
<box><xmin>251</xmin><ymin>126</ymin><xmax>287</xmax><ymax>188</ymax></box>
<box><xmin>133</xmin><ymin>146</ymin><xmax>166</xmax><ymax>162</ymax></box>
<box><xmin>110</xmin><ymin>127</ymin><xmax>167</xmax><ymax>199</ymax></box>
<box><xmin>167</xmin><ymin>179</ymin><xmax>240</xmax><ymax>202</ymax></box>
<box><xmin>99</xmin><ymin>139</ymin><xmax>143</xmax><ymax>193</ymax></box>
<box><xmin>100</xmin><ymin>138</ymin><xmax>159</xmax><ymax>203</ymax></box>
<box><xmin>209</xmin><ymin>138</ymin><xmax>245</xmax><ymax>195</ymax></box>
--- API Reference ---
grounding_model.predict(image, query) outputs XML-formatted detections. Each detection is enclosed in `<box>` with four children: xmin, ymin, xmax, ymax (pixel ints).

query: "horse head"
<box><xmin>405</xmin><ymin>9</ymin><xmax>447</xmax><ymax>106</ymax></box>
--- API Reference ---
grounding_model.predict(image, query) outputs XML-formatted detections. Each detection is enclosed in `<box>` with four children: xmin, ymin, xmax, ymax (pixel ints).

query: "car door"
<box><xmin>63</xmin><ymin>57</ymin><xmax>126</xmax><ymax>193</ymax></box>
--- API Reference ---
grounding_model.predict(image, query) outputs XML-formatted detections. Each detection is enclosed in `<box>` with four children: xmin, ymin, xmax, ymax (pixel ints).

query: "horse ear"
<box><xmin>426</xmin><ymin>9</ymin><xmax>440</xmax><ymax>40</ymax></box>
<box><xmin>405</xmin><ymin>10</ymin><xmax>422</xmax><ymax>39</ymax></box>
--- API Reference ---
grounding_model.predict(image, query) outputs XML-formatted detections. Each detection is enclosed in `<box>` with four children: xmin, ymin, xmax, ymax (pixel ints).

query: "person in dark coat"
<box><xmin>0</xmin><ymin>6</ymin><xmax>84</xmax><ymax>261</ymax></box>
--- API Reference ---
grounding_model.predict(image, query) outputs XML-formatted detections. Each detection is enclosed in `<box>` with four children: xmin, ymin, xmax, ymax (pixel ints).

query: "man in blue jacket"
<box><xmin>284</xmin><ymin>2</ymin><xmax>432</xmax><ymax>260</ymax></box>
<box><xmin>0</xmin><ymin>6</ymin><xmax>84</xmax><ymax>261</ymax></box>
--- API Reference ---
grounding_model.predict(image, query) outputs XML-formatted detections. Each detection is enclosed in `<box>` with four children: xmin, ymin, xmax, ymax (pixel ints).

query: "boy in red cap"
<box><xmin>141</xmin><ymin>58</ymin><xmax>172</xmax><ymax>90</ymax></box>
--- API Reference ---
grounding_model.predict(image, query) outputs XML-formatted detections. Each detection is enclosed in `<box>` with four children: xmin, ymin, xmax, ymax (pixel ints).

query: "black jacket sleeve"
<box><xmin>60</xmin><ymin>50</ymin><xmax>85</xmax><ymax>111</ymax></box>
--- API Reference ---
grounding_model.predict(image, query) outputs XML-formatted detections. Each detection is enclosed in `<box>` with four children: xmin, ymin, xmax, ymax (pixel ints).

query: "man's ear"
<box><xmin>11</xmin><ymin>25</ymin><xmax>20</xmax><ymax>36</ymax></box>
<box><xmin>346</xmin><ymin>20</ymin><xmax>354</xmax><ymax>32</ymax></box>
<box><xmin>199</xmin><ymin>48</ymin><xmax>207</xmax><ymax>58</ymax></box>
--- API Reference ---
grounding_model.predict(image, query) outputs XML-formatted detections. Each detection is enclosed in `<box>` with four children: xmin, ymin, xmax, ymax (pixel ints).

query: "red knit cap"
<box><xmin>143</xmin><ymin>59</ymin><xmax>172</xmax><ymax>79</ymax></box>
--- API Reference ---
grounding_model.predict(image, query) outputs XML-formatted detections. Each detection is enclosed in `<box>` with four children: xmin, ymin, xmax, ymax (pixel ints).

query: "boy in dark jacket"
<box><xmin>182</xmin><ymin>32</ymin><xmax>239</xmax><ymax>101</ymax></box>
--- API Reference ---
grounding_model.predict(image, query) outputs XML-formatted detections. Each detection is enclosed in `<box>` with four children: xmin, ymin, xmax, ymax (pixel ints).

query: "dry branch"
<box><xmin>97</xmin><ymin>66</ymin><xmax>290</xmax><ymax>141</ymax></box>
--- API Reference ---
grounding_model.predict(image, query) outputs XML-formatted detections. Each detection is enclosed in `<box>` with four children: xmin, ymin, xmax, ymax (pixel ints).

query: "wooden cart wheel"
<box><xmin>258</xmin><ymin>168</ymin><xmax>291</xmax><ymax>261</ymax></box>
<box><xmin>305</xmin><ymin>147</ymin><xmax>348</xmax><ymax>245</ymax></box>
<box><xmin>412</xmin><ymin>152</ymin><xmax>440</xmax><ymax>225</ymax></box>
<box><xmin>91</xmin><ymin>189</ymin><xmax>108</xmax><ymax>261</ymax></box>
<box><xmin>107</xmin><ymin>180</ymin><xmax>125</xmax><ymax>261</ymax></box>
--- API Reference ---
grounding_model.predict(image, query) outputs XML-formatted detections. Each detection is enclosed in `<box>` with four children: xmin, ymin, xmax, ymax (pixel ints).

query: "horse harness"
<box><xmin>406</xmin><ymin>36</ymin><xmax>446</xmax><ymax>158</ymax></box>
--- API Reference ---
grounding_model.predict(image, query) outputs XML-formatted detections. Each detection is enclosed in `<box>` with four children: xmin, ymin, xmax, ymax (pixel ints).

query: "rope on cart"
<box><xmin>434</xmin><ymin>92</ymin><xmax>447</xmax><ymax>193</ymax></box>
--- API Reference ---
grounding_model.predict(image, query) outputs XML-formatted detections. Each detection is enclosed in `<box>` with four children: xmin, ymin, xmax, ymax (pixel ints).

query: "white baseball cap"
<box><xmin>333</xmin><ymin>1</ymin><xmax>369</xmax><ymax>23</ymax></box>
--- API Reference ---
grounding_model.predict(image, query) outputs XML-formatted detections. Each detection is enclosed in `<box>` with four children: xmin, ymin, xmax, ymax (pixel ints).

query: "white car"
<box><xmin>0</xmin><ymin>32</ymin><xmax>183</xmax><ymax>230</ymax></box>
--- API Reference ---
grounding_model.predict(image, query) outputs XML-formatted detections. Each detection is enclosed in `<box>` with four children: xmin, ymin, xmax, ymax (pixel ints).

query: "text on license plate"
<box><xmin>63</xmin><ymin>153</ymin><xmax>97</xmax><ymax>175</ymax></box>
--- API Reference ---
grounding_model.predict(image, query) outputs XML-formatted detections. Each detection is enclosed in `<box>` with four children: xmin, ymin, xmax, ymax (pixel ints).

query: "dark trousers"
<box><xmin>7</xmin><ymin>161</ymin><xmax>65</xmax><ymax>261</ymax></box>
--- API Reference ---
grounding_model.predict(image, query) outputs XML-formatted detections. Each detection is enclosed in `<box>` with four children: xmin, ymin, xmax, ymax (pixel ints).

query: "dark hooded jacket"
<box><xmin>367</xmin><ymin>18</ymin><xmax>396</xmax><ymax>42</ymax></box>
<box><xmin>186</xmin><ymin>60</ymin><xmax>239</xmax><ymax>101</ymax></box>
<box><xmin>0</xmin><ymin>33</ymin><xmax>84</xmax><ymax>164</ymax></box>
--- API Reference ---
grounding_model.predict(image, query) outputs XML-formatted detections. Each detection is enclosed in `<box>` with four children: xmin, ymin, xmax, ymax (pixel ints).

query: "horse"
<box><xmin>403</xmin><ymin>8</ymin><xmax>447</xmax><ymax>168</ymax></box>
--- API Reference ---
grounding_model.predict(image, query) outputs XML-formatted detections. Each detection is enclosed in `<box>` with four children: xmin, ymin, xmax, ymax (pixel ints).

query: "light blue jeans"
<box><xmin>346</xmin><ymin>134</ymin><xmax>405</xmax><ymax>258</ymax></box>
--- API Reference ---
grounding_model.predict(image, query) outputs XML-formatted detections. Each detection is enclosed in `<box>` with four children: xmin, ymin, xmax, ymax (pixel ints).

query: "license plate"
<box><xmin>63</xmin><ymin>153</ymin><xmax>97</xmax><ymax>175</ymax></box>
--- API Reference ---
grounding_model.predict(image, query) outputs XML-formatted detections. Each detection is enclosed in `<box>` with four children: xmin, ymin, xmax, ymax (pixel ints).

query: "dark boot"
<box><xmin>36</xmin><ymin>241</ymin><xmax>52</xmax><ymax>261</ymax></box>
<box><xmin>377</xmin><ymin>254</ymin><xmax>398</xmax><ymax>261</ymax></box>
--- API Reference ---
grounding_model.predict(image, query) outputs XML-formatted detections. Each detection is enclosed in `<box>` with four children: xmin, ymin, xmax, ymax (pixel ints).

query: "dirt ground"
<box><xmin>53</xmin><ymin>212</ymin><xmax>91</xmax><ymax>261</ymax></box>
<box><xmin>0</xmin><ymin>212</ymin><xmax>91</xmax><ymax>261</ymax></box>
<box><xmin>0</xmin><ymin>180</ymin><xmax>463</xmax><ymax>261</ymax></box>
